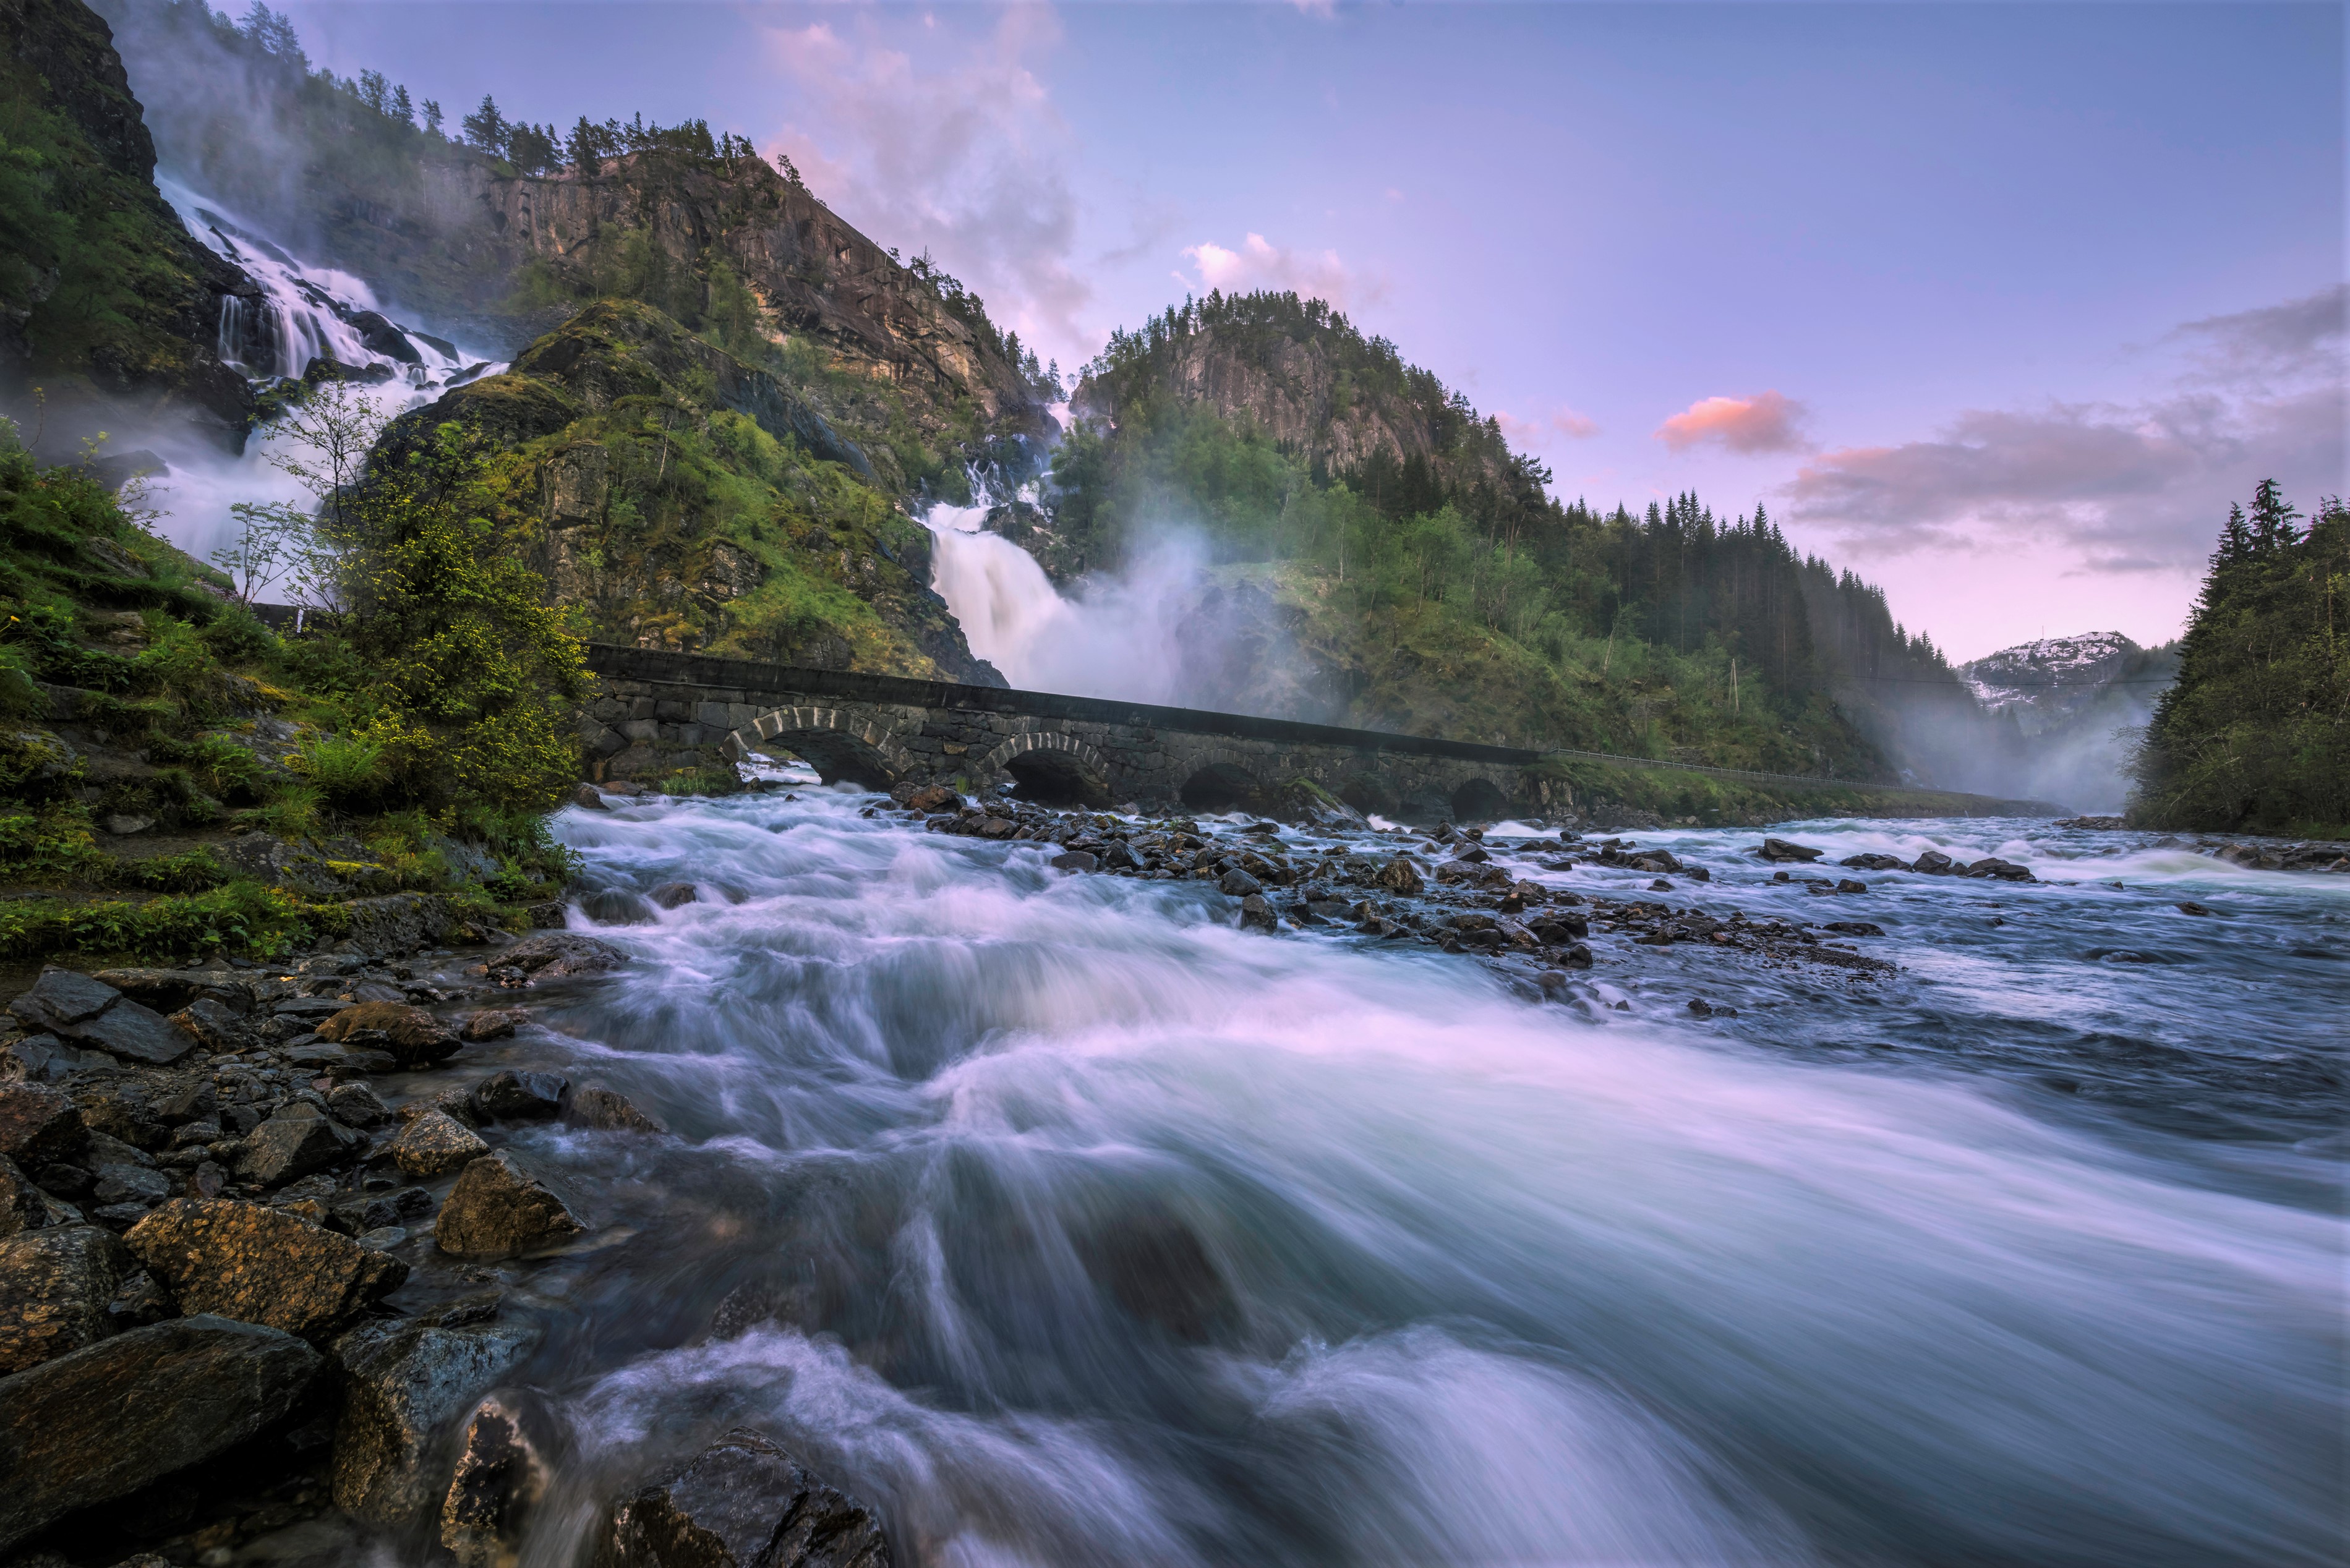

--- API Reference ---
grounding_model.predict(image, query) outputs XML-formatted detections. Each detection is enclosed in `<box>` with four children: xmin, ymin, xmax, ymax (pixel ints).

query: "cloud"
<box><xmin>1785</xmin><ymin>344</ymin><xmax>2343</xmax><ymax>571</ymax></box>
<box><xmin>1654</xmin><ymin>390</ymin><xmax>1808</xmax><ymax>453</ymax></box>
<box><xmin>1178</xmin><ymin>232</ymin><xmax>1372</xmax><ymax>310</ymax></box>
<box><xmin>1496</xmin><ymin>406</ymin><xmax>1600</xmax><ymax>445</ymax></box>
<box><xmin>756</xmin><ymin>7</ymin><xmax>1090</xmax><ymax>370</ymax></box>
<box><xmin>2168</xmin><ymin>283</ymin><xmax>2347</xmax><ymax>385</ymax></box>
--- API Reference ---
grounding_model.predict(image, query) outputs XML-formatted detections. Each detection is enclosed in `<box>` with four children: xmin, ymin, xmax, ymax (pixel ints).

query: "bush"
<box><xmin>0</xmin><ymin>880</ymin><xmax>331</xmax><ymax>963</ymax></box>
<box><xmin>293</xmin><ymin>730</ymin><xmax>388</xmax><ymax>811</ymax></box>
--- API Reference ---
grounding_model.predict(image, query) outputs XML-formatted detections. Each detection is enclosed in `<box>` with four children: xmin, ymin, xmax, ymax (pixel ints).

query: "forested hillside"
<box><xmin>1053</xmin><ymin>290</ymin><xmax>2006</xmax><ymax>783</ymax></box>
<box><xmin>2132</xmin><ymin>481</ymin><xmax>2348</xmax><ymax>834</ymax></box>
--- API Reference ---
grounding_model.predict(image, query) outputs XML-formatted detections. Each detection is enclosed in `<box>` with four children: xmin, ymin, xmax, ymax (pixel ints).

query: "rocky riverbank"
<box><xmin>0</xmin><ymin>913</ymin><xmax>892</xmax><ymax>1568</ymax></box>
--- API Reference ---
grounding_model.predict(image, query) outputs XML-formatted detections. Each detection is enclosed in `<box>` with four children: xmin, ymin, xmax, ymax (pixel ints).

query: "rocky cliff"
<box><xmin>388</xmin><ymin>300</ymin><xmax>1001</xmax><ymax>683</ymax></box>
<box><xmin>0</xmin><ymin>0</ymin><xmax>257</xmax><ymax>454</ymax></box>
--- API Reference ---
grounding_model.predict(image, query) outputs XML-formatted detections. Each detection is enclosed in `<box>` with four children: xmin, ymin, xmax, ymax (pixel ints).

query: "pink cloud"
<box><xmin>1495</xmin><ymin>407</ymin><xmax>1600</xmax><ymax>444</ymax></box>
<box><xmin>1179</xmin><ymin>232</ymin><xmax>1374</xmax><ymax>310</ymax></box>
<box><xmin>1654</xmin><ymin>390</ymin><xmax>1808</xmax><ymax>453</ymax></box>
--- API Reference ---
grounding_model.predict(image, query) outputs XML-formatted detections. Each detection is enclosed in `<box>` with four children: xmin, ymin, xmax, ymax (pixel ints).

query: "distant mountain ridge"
<box><xmin>1962</xmin><ymin>632</ymin><xmax>2175</xmax><ymax>728</ymax></box>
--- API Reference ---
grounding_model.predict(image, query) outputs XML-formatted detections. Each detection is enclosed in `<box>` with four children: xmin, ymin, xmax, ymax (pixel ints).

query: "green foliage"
<box><xmin>0</xmin><ymin>879</ymin><xmax>328</xmax><ymax>963</ymax></box>
<box><xmin>2132</xmin><ymin>484</ymin><xmax>2350</xmax><ymax>835</ymax></box>
<box><xmin>291</xmin><ymin>730</ymin><xmax>386</xmax><ymax>810</ymax></box>
<box><xmin>338</xmin><ymin>422</ymin><xmax>589</xmax><ymax>809</ymax></box>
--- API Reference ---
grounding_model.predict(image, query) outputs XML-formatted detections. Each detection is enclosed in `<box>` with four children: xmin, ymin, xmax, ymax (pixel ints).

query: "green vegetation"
<box><xmin>2131</xmin><ymin>482</ymin><xmax>2349</xmax><ymax>836</ymax></box>
<box><xmin>1060</xmin><ymin>292</ymin><xmax>1975</xmax><ymax>777</ymax></box>
<box><xmin>0</xmin><ymin>411</ymin><xmax>579</xmax><ymax>963</ymax></box>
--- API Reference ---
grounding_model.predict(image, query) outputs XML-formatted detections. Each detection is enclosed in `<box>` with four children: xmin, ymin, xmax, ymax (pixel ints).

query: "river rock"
<box><xmin>1962</xmin><ymin>856</ymin><xmax>2036</xmax><ymax>882</ymax></box>
<box><xmin>317</xmin><ymin>1000</ymin><xmax>461</xmax><ymax>1067</ymax></box>
<box><xmin>0</xmin><ymin>1082</ymin><xmax>86</xmax><ymax>1167</ymax></box>
<box><xmin>462</xmin><ymin>1008</ymin><xmax>528</xmax><ymax>1042</ymax></box>
<box><xmin>474</xmin><ymin>1069</ymin><xmax>568</xmax><ymax>1121</ymax></box>
<box><xmin>891</xmin><ymin>781</ymin><xmax>958</xmax><ymax>813</ymax></box>
<box><xmin>1912</xmin><ymin>850</ymin><xmax>1957</xmax><ymax>874</ymax></box>
<box><xmin>90</xmin><ymin>966</ymin><xmax>254</xmax><ymax>1014</ymax></box>
<box><xmin>1049</xmin><ymin>850</ymin><xmax>1098</xmax><ymax>873</ymax></box>
<box><xmin>1</xmin><ymin>1153</ymin><xmax>73</xmax><ymax>1237</ymax></box>
<box><xmin>126</xmin><ymin>1197</ymin><xmax>407</xmax><ymax>1337</ymax></box>
<box><xmin>390</xmin><ymin>1110</ymin><xmax>490</xmax><ymax>1177</ymax></box>
<box><xmin>169</xmin><ymin>997</ymin><xmax>256</xmax><ymax>1053</ymax></box>
<box><xmin>441</xmin><ymin>1392</ymin><xmax>558</xmax><ymax>1567</ymax></box>
<box><xmin>0</xmin><ymin>1314</ymin><xmax>323</xmax><ymax>1553</ymax></box>
<box><xmin>327</xmin><ymin>1080</ymin><xmax>390</xmax><ymax>1127</ymax></box>
<box><xmin>0</xmin><ymin>1222</ymin><xmax>135</xmax><ymax>1374</ymax></box>
<box><xmin>1219</xmin><ymin>867</ymin><xmax>1263</xmax><ymax>897</ymax></box>
<box><xmin>1839</xmin><ymin>853</ymin><xmax>1908</xmax><ymax>871</ymax></box>
<box><xmin>564</xmin><ymin>1082</ymin><xmax>665</xmax><ymax>1135</ymax></box>
<box><xmin>239</xmin><ymin>1102</ymin><xmax>364</xmax><ymax>1185</ymax></box>
<box><xmin>597</xmin><ymin>1426</ymin><xmax>892</xmax><ymax>1568</ymax></box>
<box><xmin>1239</xmin><ymin>893</ymin><xmax>1276</xmax><ymax>931</ymax></box>
<box><xmin>435</xmin><ymin>1150</ymin><xmax>586</xmax><ymax>1258</ymax></box>
<box><xmin>1375</xmin><ymin>856</ymin><xmax>1424</xmax><ymax>895</ymax></box>
<box><xmin>488</xmin><ymin>932</ymin><xmax>631</xmax><ymax>986</ymax></box>
<box><xmin>8</xmin><ymin>968</ymin><xmax>120</xmax><ymax>1031</ymax></box>
<box><xmin>331</xmin><ymin>1317</ymin><xmax>539</xmax><ymax>1527</ymax></box>
<box><xmin>1757</xmin><ymin>838</ymin><xmax>1826</xmax><ymax>863</ymax></box>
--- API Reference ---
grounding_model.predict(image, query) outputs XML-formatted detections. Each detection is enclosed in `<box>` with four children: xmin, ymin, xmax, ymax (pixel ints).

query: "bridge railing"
<box><xmin>581</xmin><ymin>644</ymin><xmax>2061</xmax><ymax>810</ymax></box>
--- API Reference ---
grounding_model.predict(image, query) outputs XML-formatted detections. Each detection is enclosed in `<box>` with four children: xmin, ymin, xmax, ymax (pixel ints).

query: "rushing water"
<box><xmin>394</xmin><ymin>800</ymin><xmax>2345</xmax><ymax>1567</ymax></box>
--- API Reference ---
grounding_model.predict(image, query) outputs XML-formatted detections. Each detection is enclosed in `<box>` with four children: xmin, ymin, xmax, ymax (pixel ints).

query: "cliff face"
<box><xmin>387</xmin><ymin>300</ymin><xmax>1001</xmax><ymax>684</ymax></box>
<box><xmin>0</xmin><ymin>0</ymin><xmax>256</xmax><ymax>453</ymax></box>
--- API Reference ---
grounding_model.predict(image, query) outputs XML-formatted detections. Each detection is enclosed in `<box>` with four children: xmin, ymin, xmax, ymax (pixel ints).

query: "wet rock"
<box><xmin>126</xmin><ymin>1198</ymin><xmax>407</xmax><ymax>1338</ymax></box>
<box><xmin>1757</xmin><ymin>838</ymin><xmax>1826</xmax><ymax>863</ymax></box>
<box><xmin>1558</xmin><ymin>942</ymin><xmax>1594</xmax><ymax>969</ymax></box>
<box><xmin>91</xmin><ymin>1160</ymin><xmax>171</xmax><ymax>1208</ymax></box>
<box><xmin>1822</xmin><ymin>921</ymin><xmax>1886</xmax><ymax>937</ymax></box>
<box><xmin>390</xmin><ymin>1110</ymin><xmax>490</xmax><ymax>1177</ymax></box>
<box><xmin>88</xmin><ymin>966</ymin><xmax>254</xmax><ymax>1015</ymax></box>
<box><xmin>1962</xmin><ymin>856</ymin><xmax>2037</xmax><ymax>883</ymax></box>
<box><xmin>435</xmin><ymin>1150</ymin><xmax>587</xmax><ymax>1258</ymax></box>
<box><xmin>441</xmin><ymin>1392</ymin><xmax>557</xmax><ymax>1567</ymax></box>
<box><xmin>105</xmin><ymin>1267</ymin><xmax>174</xmax><ymax>1328</ymax></box>
<box><xmin>155</xmin><ymin>1076</ymin><xmax>217</xmax><ymax>1126</ymax></box>
<box><xmin>1628</xmin><ymin>851</ymin><xmax>1682</xmax><ymax>874</ymax></box>
<box><xmin>1</xmin><ymin>1153</ymin><xmax>73</xmax><ymax>1237</ymax></box>
<box><xmin>474</xmin><ymin>1069</ymin><xmax>568</xmax><ymax>1122</ymax></box>
<box><xmin>331</xmin><ymin>1317</ymin><xmax>539</xmax><ymax>1527</ymax></box>
<box><xmin>892</xmin><ymin>781</ymin><xmax>959</xmax><ymax>813</ymax></box>
<box><xmin>1074</xmin><ymin>1198</ymin><xmax>1236</xmax><ymax>1343</ymax></box>
<box><xmin>1219</xmin><ymin>867</ymin><xmax>1263</xmax><ymax>897</ymax></box>
<box><xmin>489</xmin><ymin>932</ymin><xmax>631</xmax><ymax>986</ymax></box>
<box><xmin>1049</xmin><ymin>850</ymin><xmax>1098</xmax><ymax>873</ymax></box>
<box><xmin>1835</xmin><ymin>879</ymin><xmax>1868</xmax><ymax>893</ymax></box>
<box><xmin>2</xmin><ymin>1033</ymin><xmax>106</xmax><ymax>1082</ymax></box>
<box><xmin>582</xmin><ymin>888</ymin><xmax>660</xmax><ymax>925</ymax></box>
<box><xmin>169</xmin><ymin>997</ymin><xmax>255</xmax><ymax>1052</ymax></box>
<box><xmin>318</xmin><ymin>1001</ymin><xmax>461</xmax><ymax>1068</ymax></box>
<box><xmin>1098</xmin><ymin>840</ymin><xmax>1142</xmax><ymax>871</ymax></box>
<box><xmin>240</xmin><ymin>1103</ymin><xmax>364</xmax><ymax>1185</ymax></box>
<box><xmin>0</xmin><ymin>1223</ymin><xmax>135</xmax><ymax>1373</ymax></box>
<box><xmin>563</xmin><ymin>1082</ymin><xmax>665</xmax><ymax>1135</ymax></box>
<box><xmin>1912</xmin><ymin>849</ymin><xmax>1957</xmax><ymax>875</ymax></box>
<box><xmin>1839</xmin><ymin>853</ymin><xmax>1909</xmax><ymax>871</ymax></box>
<box><xmin>1528</xmin><ymin>914</ymin><xmax>1589</xmax><ymax>945</ymax></box>
<box><xmin>597</xmin><ymin>1426</ymin><xmax>892</xmax><ymax>1568</ymax></box>
<box><xmin>462</xmin><ymin>1008</ymin><xmax>527</xmax><ymax>1042</ymax></box>
<box><xmin>327</xmin><ymin>1081</ymin><xmax>390</xmax><ymax>1128</ymax></box>
<box><xmin>571</xmin><ymin>782</ymin><xmax>613</xmax><ymax>810</ymax></box>
<box><xmin>1238</xmin><ymin>893</ymin><xmax>1277</xmax><ymax>931</ymax></box>
<box><xmin>649</xmin><ymin>882</ymin><xmax>700</xmax><ymax>910</ymax></box>
<box><xmin>0</xmin><ymin>1083</ymin><xmax>87</xmax><ymax>1168</ymax></box>
<box><xmin>10</xmin><ymin>971</ymin><xmax>195</xmax><ymax>1067</ymax></box>
<box><xmin>0</xmin><ymin>1314</ymin><xmax>323</xmax><ymax>1553</ymax></box>
<box><xmin>2176</xmin><ymin>901</ymin><xmax>2213</xmax><ymax>917</ymax></box>
<box><xmin>7</xmin><ymin>968</ymin><xmax>121</xmax><ymax>1031</ymax></box>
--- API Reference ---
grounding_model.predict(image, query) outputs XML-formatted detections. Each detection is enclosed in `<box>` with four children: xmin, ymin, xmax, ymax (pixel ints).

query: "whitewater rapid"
<box><xmin>386</xmin><ymin>799</ymin><xmax>2346</xmax><ymax>1567</ymax></box>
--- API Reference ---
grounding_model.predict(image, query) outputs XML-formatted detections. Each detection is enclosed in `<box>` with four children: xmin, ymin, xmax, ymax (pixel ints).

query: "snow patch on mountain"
<box><xmin>1962</xmin><ymin>631</ymin><xmax>2140</xmax><ymax>714</ymax></box>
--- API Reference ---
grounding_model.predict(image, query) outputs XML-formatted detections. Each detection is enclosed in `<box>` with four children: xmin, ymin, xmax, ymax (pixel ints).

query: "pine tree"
<box><xmin>461</xmin><ymin>95</ymin><xmax>509</xmax><ymax>156</ymax></box>
<box><xmin>422</xmin><ymin>99</ymin><xmax>445</xmax><ymax>137</ymax></box>
<box><xmin>391</xmin><ymin>85</ymin><xmax>414</xmax><ymax>125</ymax></box>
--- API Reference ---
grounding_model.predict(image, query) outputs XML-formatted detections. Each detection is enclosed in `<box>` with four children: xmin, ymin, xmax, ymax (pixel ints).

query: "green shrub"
<box><xmin>0</xmin><ymin>880</ymin><xmax>330</xmax><ymax>963</ymax></box>
<box><xmin>293</xmin><ymin>730</ymin><xmax>388</xmax><ymax>811</ymax></box>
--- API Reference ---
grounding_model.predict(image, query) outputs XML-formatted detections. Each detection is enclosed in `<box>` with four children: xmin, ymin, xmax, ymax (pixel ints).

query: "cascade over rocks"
<box><xmin>331</xmin><ymin>1317</ymin><xmax>540</xmax><ymax>1527</ymax></box>
<box><xmin>442</xmin><ymin>1392</ymin><xmax>560</xmax><ymax>1567</ymax></box>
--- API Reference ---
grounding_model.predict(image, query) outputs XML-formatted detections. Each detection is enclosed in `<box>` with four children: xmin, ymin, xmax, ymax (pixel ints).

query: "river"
<box><xmin>394</xmin><ymin>796</ymin><xmax>2344</xmax><ymax>1567</ymax></box>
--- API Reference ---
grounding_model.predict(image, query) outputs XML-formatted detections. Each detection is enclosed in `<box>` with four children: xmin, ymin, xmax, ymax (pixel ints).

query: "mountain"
<box><xmin>0</xmin><ymin>0</ymin><xmax>258</xmax><ymax>456</ymax></box>
<box><xmin>1955</xmin><ymin>632</ymin><xmax>2178</xmax><ymax>812</ymax></box>
<box><xmin>1007</xmin><ymin>288</ymin><xmax>2002</xmax><ymax>784</ymax></box>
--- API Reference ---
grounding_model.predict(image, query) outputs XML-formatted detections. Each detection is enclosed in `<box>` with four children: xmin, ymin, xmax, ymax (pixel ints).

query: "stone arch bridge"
<box><xmin>580</xmin><ymin>646</ymin><xmax>1550</xmax><ymax>821</ymax></box>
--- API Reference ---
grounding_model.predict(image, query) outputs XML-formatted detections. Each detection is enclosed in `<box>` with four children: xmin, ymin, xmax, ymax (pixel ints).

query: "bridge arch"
<box><xmin>1448</xmin><ymin>775</ymin><xmax>1511</xmax><ymax>824</ymax></box>
<box><xmin>725</xmin><ymin>705</ymin><xmax>912</xmax><ymax>789</ymax></box>
<box><xmin>978</xmin><ymin>730</ymin><xmax>1115</xmax><ymax>807</ymax></box>
<box><xmin>1175</xmin><ymin>747</ymin><xmax>1268</xmax><ymax>814</ymax></box>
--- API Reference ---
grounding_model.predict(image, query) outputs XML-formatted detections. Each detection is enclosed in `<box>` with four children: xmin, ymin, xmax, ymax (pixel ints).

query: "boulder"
<box><xmin>389</xmin><ymin>1110</ymin><xmax>490</xmax><ymax>1177</ymax></box>
<box><xmin>596</xmin><ymin>1426</ymin><xmax>892</xmax><ymax>1568</ymax></box>
<box><xmin>1375</xmin><ymin>857</ymin><xmax>1424</xmax><ymax>895</ymax></box>
<box><xmin>331</xmin><ymin>1318</ymin><xmax>539</xmax><ymax>1527</ymax></box>
<box><xmin>1962</xmin><ymin>856</ymin><xmax>2036</xmax><ymax>882</ymax></box>
<box><xmin>563</xmin><ymin>1083</ymin><xmax>665</xmax><ymax>1135</ymax></box>
<box><xmin>462</xmin><ymin>1008</ymin><xmax>528</xmax><ymax>1042</ymax></box>
<box><xmin>571</xmin><ymin>782</ymin><xmax>613</xmax><ymax>810</ymax></box>
<box><xmin>441</xmin><ymin>1392</ymin><xmax>558</xmax><ymax>1567</ymax></box>
<box><xmin>239</xmin><ymin>1102</ymin><xmax>364</xmax><ymax>1185</ymax></box>
<box><xmin>1757</xmin><ymin>838</ymin><xmax>1826</xmax><ymax>863</ymax></box>
<box><xmin>1049</xmin><ymin>850</ymin><xmax>1098</xmax><ymax>873</ymax></box>
<box><xmin>0</xmin><ymin>1153</ymin><xmax>73</xmax><ymax>1237</ymax></box>
<box><xmin>317</xmin><ymin>1001</ymin><xmax>461</xmax><ymax>1068</ymax></box>
<box><xmin>474</xmin><ymin>1069</ymin><xmax>568</xmax><ymax>1121</ymax></box>
<box><xmin>0</xmin><ymin>1082</ymin><xmax>86</xmax><ymax>1167</ymax></box>
<box><xmin>1239</xmin><ymin>893</ymin><xmax>1276</xmax><ymax>931</ymax></box>
<box><xmin>327</xmin><ymin>1080</ymin><xmax>390</xmax><ymax>1128</ymax></box>
<box><xmin>1912</xmin><ymin>850</ymin><xmax>1957</xmax><ymax>875</ymax></box>
<box><xmin>126</xmin><ymin>1198</ymin><xmax>407</xmax><ymax>1338</ymax></box>
<box><xmin>92</xmin><ymin>967</ymin><xmax>254</xmax><ymax>1015</ymax></box>
<box><xmin>1099</xmin><ymin>840</ymin><xmax>1142</xmax><ymax>871</ymax></box>
<box><xmin>1218</xmin><ymin>867</ymin><xmax>1263</xmax><ymax>897</ymax></box>
<box><xmin>7</xmin><ymin>968</ymin><xmax>120</xmax><ymax>1031</ymax></box>
<box><xmin>0</xmin><ymin>1223</ymin><xmax>135</xmax><ymax>1374</ymax></box>
<box><xmin>169</xmin><ymin>997</ymin><xmax>256</xmax><ymax>1052</ymax></box>
<box><xmin>435</xmin><ymin>1151</ymin><xmax>587</xmax><ymax>1258</ymax></box>
<box><xmin>650</xmin><ymin>882</ymin><xmax>699</xmax><ymax>909</ymax></box>
<box><xmin>1839</xmin><ymin>853</ymin><xmax>1909</xmax><ymax>871</ymax></box>
<box><xmin>0</xmin><ymin>1314</ymin><xmax>323</xmax><ymax>1553</ymax></box>
<box><xmin>487</xmin><ymin>932</ymin><xmax>630</xmax><ymax>986</ymax></box>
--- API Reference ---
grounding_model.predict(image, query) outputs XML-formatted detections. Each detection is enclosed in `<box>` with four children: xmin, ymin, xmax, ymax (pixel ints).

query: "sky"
<box><xmin>276</xmin><ymin>1</ymin><xmax>2346</xmax><ymax>662</ymax></box>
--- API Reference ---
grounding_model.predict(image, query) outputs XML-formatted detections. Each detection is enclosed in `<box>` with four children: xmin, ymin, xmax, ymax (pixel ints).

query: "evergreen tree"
<box><xmin>391</xmin><ymin>84</ymin><xmax>414</xmax><ymax>125</ymax></box>
<box><xmin>421</xmin><ymin>98</ymin><xmax>444</xmax><ymax>137</ymax></box>
<box><xmin>461</xmin><ymin>94</ymin><xmax>509</xmax><ymax>156</ymax></box>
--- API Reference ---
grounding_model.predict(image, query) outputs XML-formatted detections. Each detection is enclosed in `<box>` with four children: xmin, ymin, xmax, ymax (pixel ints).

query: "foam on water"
<box><xmin>455</xmin><ymin>794</ymin><xmax>2347</xmax><ymax>1567</ymax></box>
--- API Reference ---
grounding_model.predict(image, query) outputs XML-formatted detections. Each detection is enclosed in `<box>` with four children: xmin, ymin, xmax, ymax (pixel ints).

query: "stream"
<box><xmin>378</xmin><ymin>797</ymin><xmax>2346</xmax><ymax>1568</ymax></box>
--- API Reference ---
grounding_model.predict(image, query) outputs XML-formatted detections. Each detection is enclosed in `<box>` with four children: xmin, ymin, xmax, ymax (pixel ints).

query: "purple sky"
<box><xmin>278</xmin><ymin>1</ymin><xmax>2345</xmax><ymax>661</ymax></box>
